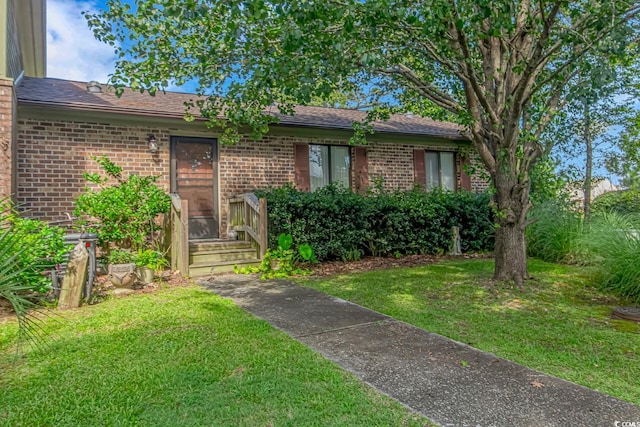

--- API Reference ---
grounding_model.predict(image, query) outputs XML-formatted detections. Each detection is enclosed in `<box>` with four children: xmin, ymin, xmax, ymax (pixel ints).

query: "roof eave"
<box><xmin>272</xmin><ymin>122</ymin><xmax>468</xmax><ymax>141</ymax></box>
<box><xmin>17</xmin><ymin>0</ymin><xmax>46</xmax><ymax>78</ymax></box>
<box><xmin>18</xmin><ymin>98</ymin><xmax>469</xmax><ymax>141</ymax></box>
<box><xmin>18</xmin><ymin>99</ymin><xmax>194</xmax><ymax>121</ymax></box>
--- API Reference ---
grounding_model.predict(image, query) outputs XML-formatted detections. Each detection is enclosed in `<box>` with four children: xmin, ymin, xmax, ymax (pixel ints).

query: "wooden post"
<box><xmin>244</xmin><ymin>198</ymin><xmax>251</xmax><ymax>243</ymax></box>
<box><xmin>170</xmin><ymin>203</ymin><xmax>179</xmax><ymax>271</ymax></box>
<box><xmin>180</xmin><ymin>198</ymin><xmax>189</xmax><ymax>276</ymax></box>
<box><xmin>58</xmin><ymin>242</ymin><xmax>89</xmax><ymax>309</ymax></box>
<box><xmin>259</xmin><ymin>198</ymin><xmax>268</xmax><ymax>258</ymax></box>
<box><xmin>450</xmin><ymin>226</ymin><xmax>462</xmax><ymax>255</ymax></box>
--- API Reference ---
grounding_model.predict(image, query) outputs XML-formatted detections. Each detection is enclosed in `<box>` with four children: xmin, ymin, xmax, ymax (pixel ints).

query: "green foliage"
<box><xmin>0</xmin><ymin>199</ymin><xmax>67</xmax><ymax>347</ymax></box>
<box><xmin>1</xmin><ymin>201</ymin><xmax>67</xmax><ymax>293</ymax></box>
<box><xmin>277</xmin><ymin>233</ymin><xmax>293</xmax><ymax>251</ymax></box>
<box><xmin>529</xmin><ymin>157</ymin><xmax>570</xmax><ymax>204</ymax></box>
<box><xmin>592</xmin><ymin>189</ymin><xmax>640</xmax><ymax>215</ymax></box>
<box><xmin>526</xmin><ymin>200</ymin><xmax>584</xmax><ymax>263</ymax></box>
<box><xmin>74</xmin><ymin>157</ymin><xmax>171</xmax><ymax>252</ymax></box>
<box><xmin>235</xmin><ymin>233</ymin><xmax>317</xmax><ymax>279</ymax></box>
<box><xmin>135</xmin><ymin>249</ymin><xmax>169</xmax><ymax>271</ymax></box>
<box><xmin>578</xmin><ymin>212</ymin><xmax>640</xmax><ymax>303</ymax></box>
<box><xmin>528</xmin><ymin>199</ymin><xmax>640</xmax><ymax>302</ymax></box>
<box><xmin>106</xmin><ymin>249</ymin><xmax>136</xmax><ymax>265</ymax></box>
<box><xmin>606</xmin><ymin>110</ymin><xmax>640</xmax><ymax>186</ymax></box>
<box><xmin>255</xmin><ymin>185</ymin><xmax>493</xmax><ymax>261</ymax></box>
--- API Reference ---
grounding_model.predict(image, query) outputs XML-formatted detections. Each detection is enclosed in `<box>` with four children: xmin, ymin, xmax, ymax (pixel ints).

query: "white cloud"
<box><xmin>47</xmin><ymin>0</ymin><xmax>118</xmax><ymax>83</ymax></box>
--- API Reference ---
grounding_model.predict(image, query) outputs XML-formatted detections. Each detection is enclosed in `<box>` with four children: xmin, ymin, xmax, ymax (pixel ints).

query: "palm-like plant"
<box><xmin>0</xmin><ymin>200</ymin><xmax>49</xmax><ymax>348</ymax></box>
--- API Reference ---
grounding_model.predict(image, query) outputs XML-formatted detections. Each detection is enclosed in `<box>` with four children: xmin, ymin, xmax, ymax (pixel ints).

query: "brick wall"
<box><xmin>17</xmin><ymin>117</ymin><xmax>489</xmax><ymax>232</ymax></box>
<box><xmin>469</xmin><ymin>155</ymin><xmax>491</xmax><ymax>193</ymax></box>
<box><xmin>17</xmin><ymin>118</ymin><xmax>170</xmax><ymax>220</ymax></box>
<box><xmin>0</xmin><ymin>79</ymin><xmax>16</xmax><ymax>200</ymax></box>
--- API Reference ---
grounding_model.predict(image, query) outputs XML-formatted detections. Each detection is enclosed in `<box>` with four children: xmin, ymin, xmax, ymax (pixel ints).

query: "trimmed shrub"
<box><xmin>255</xmin><ymin>185</ymin><xmax>494</xmax><ymax>261</ymax></box>
<box><xmin>592</xmin><ymin>189</ymin><xmax>640</xmax><ymax>215</ymax></box>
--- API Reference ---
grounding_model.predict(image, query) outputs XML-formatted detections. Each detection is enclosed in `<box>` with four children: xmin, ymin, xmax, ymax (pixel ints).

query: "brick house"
<box><xmin>2</xmin><ymin>0</ymin><xmax>487</xmax><ymax>273</ymax></box>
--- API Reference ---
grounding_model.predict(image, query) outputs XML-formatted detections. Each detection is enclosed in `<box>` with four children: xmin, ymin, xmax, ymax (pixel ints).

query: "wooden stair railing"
<box><xmin>228</xmin><ymin>193</ymin><xmax>268</xmax><ymax>259</ymax></box>
<box><xmin>170</xmin><ymin>193</ymin><xmax>189</xmax><ymax>276</ymax></box>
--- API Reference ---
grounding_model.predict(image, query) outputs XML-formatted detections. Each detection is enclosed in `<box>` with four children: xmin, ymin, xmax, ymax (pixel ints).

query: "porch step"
<box><xmin>190</xmin><ymin>239</ymin><xmax>253</xmax><ymax>251</ymax></box>
<box><xmin>190</xmin><ymin>247</ymin><xmax>259</xmax><ymax>264</ymax></box>
<box><xmin>187</xmin><ymin>239</ymin><xmax>261</xmax><ymax>277</ymax></box>
<box><xmin>189</xmin><ymin>258</ymin><xmax>262</xmax><ymax>277</ymax></box>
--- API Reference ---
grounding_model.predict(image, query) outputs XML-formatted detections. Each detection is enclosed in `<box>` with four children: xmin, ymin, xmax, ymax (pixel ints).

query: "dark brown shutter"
<box><xmin>413</xmin><ymin>149</ymin><xmax>426</xmax><ymax>189</ymax></box>
<box><xmin>460</xmin><ymin>155</ymin><xmax>472</xmax><ymax>191</ymax></box>
<box><xmin>294</xmin><ymin>143</ymin><xmax>310</xmax><ymax>192</ymax></box>
<box><xmin>353</xmin><ymin>146</ymin><xmax>369</xmax><ymax>194</ymax></box>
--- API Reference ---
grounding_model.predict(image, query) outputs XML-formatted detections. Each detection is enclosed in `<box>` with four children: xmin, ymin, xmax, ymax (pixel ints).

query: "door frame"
<box><xmin>170</xmin><ymin>136</ymin><xmax>220</xmax><ymax>238</ymax></box>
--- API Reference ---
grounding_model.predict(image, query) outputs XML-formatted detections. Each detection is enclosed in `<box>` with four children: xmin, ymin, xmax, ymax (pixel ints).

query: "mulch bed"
<box><xmin>309</xmin><ymin>253</ymin><xmax>491</xmax><ymax>276</ymax></box>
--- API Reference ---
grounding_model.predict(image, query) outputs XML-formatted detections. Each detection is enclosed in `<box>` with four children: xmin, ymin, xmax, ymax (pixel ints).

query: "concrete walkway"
<box><xmin>199</xmin><ymin>274</ymin><xmax>640</xmax><ymax>427</ymax></box>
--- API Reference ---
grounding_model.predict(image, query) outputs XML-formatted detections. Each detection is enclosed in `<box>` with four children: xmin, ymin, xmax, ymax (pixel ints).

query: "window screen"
<box><xmin>310</xmin><ymin>144</ymin><xmax>351</xmax><ymax>191</ymax></box>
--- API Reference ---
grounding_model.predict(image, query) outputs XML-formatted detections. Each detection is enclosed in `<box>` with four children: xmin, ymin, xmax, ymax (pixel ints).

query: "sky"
<box><xmin>46</xmin><ymin>0</ymin><xmax>120</xmax><ymax>83</ymax></box>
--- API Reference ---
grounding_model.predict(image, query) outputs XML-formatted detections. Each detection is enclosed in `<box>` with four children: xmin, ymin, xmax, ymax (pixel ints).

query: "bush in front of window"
<box><xmin>255</xmin><ymin>184</ymin><xmax>494</xmax><ymax>261</ymax></box>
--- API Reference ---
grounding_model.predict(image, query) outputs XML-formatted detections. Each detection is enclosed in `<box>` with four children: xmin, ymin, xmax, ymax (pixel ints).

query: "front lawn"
<box><xmin>0</xmin><ymin>285</ymin><xmax>430</xmax><ymax>426</ymax></box>
<box><xmin>297</xmin><ymin>258</ymin><xmax>640</xmax><ymax>405</ymax></box>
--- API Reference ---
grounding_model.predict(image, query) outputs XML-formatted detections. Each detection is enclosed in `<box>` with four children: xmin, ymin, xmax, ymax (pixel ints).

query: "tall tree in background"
<box><xmin>608</xmin><ymin>112</ymin><xmax>640</xmax><ymax>190</ymax></box>
<box><xmin>548</xmin><ymin>56</ymin><xmax>638</xmax><ymax>225</ymax></box>
<box><xmin>87</xmin><ymin>1</ymin><xmax>640</xmax><ymax>287</ymax></box>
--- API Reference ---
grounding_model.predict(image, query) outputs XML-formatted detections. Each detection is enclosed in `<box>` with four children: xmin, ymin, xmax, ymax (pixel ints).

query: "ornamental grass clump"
<box><xmin>579</xmin><ymin>211</ymin><xmax>640</xmax><ymax>303</ymax></box>
<box><xmin>526</xmin><ymin>199</ymin><xmax>584</xmax><ymax>264</ymax></box>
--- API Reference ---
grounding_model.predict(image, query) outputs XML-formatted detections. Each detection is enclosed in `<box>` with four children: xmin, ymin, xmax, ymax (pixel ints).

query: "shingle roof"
<box><xmin>17</xmin><ymin>77</ymin><xmax>466</xmax><ymax>140</ymax></box>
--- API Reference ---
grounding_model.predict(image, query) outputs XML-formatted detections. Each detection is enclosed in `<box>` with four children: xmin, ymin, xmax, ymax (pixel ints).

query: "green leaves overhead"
<box><xmin>87</xmin><ymin>1</ymin><xmax>638</xmax><ymax>149</ymax></box>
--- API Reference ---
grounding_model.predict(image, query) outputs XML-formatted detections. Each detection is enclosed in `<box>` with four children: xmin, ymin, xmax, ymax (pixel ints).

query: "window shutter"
<box><xmin>413</xmin><ymin>149</ymin><xmax>426</xmax><ymax>188</ymax></box>
<box><xmin>353</xmin><ymin>146</ymin><xmax>368</xmax><ymax>194</ymax></box>
<box><xmin>294</xmin><ymin>143</ymin><xmax>310</xmax><ymax>192</ymax></box>
<box><xmin>460</xmin><ymin>156</ymin><xmax>472</xmax><ymax>191</ymax></box>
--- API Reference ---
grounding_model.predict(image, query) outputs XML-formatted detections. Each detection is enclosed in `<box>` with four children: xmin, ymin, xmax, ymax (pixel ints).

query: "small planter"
<box><xmin>136</xmin><ymin>266</ymin><xmax>155</xmax><ymax>284</ymax></box>
<box><xmin>108</xmin><ymin>263</ymin><xmax>137</xmax><ymax>288</ymax></box>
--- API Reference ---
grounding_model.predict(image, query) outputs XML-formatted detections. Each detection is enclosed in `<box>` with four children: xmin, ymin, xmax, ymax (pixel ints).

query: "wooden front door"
<box><xmin>171</xmin><ymin>137</ymin><xmax>219</xmax><ymax>239</ymax></box>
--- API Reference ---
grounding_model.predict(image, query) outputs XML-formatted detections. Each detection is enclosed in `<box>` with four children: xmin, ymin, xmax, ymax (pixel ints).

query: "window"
<box><xmin>309</xmin><ymin>144</ymin><xmax>350</xmax><ymax>191</ymax></box>
<box><xmin>425</xmin><ymin>151</ymin><xmax>455</xmax><ymax>191</ymax></box>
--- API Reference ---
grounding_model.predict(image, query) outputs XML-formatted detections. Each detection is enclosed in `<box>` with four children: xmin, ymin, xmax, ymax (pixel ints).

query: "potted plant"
<box><xmin>106</xmin><ymin>249</ymin><xmax>137</xmax><ymax>288</ymax></box>
<box><xmin>135</xmin><ymin>249</ymin><xmax>169</xmax><ymax>284</ymax></box>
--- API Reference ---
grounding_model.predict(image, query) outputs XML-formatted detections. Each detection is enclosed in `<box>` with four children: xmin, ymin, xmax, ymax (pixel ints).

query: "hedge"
<box><xmin>255</xmin><ymin>185</ymin><xmax>494</xmax><ymax>261</ymax></box>
<box><xmin>592</xmin><ymin>189</ymin><xmax>640</xmax><ymax>215</ymax></box>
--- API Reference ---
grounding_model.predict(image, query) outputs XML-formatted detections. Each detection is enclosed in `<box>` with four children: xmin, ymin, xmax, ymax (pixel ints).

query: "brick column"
<box><xmin>0</xmin><ymin>78</ymin><xmax>16</xmax><ymax>201</ymax></box>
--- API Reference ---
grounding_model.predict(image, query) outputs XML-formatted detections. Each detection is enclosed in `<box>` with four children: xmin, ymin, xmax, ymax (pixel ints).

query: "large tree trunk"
<box><xmin>492</xmin><ymin>168</ymin><xmax>530</xmax><ymax>289</ymax></box>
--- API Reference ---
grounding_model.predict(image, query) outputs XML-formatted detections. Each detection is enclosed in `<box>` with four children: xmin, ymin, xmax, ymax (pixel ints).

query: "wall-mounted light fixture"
<box><xmin>147</xmin><ymin>134</ymin><xmax>159</xmax><ymax>153</ymax></box>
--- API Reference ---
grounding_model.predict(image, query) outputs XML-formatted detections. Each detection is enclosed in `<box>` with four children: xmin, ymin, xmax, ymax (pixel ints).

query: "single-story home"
<box><xmin>1</xmin><ymin>0</ymin><xmax>488</xmax><ymax>274</ymax></box>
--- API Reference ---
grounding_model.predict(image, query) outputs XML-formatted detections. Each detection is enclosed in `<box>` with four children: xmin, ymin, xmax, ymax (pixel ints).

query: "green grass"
<box><xmin>297</xmin><ymin>259</ymin><xmax>640</xmax><ymax>405</ymax></box>
<box><xmin>0</xmin><ymin>285</ymin><xmax>431</xmax><ymax>427</ymax></box>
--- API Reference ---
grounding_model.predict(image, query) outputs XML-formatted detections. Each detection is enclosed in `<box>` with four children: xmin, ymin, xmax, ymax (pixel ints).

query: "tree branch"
<box><xmin>384</xmin><ymin>63</ymin><xmax>464</xmax><ymax>115</ymax></box>
<box><xmin>447</xmin><ymin>0</ymin><xmax>500</xmax><ymax>126</ymax></box>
